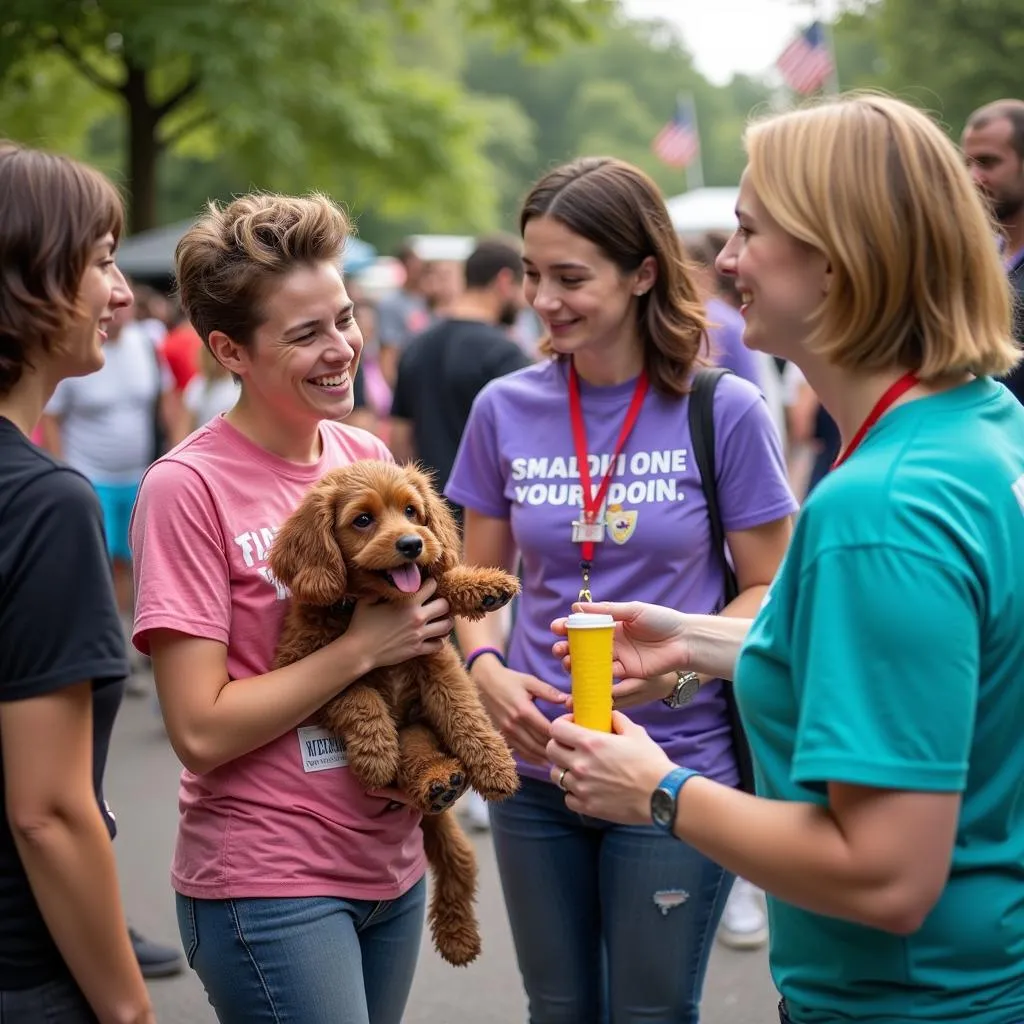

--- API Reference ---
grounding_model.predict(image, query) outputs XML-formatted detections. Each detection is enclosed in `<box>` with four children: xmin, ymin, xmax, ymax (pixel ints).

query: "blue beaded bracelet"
<box><xmin>464</xmin><ymin>646</ymin><xmax>507</xmax><ymax>672</ymax></box>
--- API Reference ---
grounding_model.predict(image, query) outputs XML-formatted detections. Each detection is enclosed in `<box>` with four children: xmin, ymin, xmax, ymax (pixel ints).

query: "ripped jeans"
<box><xmin>489</xmin><ymin>776</ymin><xmax>733</xmax><ymax>1024</ymax></box>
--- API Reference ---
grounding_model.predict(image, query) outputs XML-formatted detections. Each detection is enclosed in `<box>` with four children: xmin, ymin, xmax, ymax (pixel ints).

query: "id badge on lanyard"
<box><xmin>568</xmin><ymin>361</ymin><xmax>648</xmax><ymax>601</ymax></box>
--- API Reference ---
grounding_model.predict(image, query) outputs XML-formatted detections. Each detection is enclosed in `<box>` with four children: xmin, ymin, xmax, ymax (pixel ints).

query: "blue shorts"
<box><xmin>93</xmin><ymin>481</ymin><xmax>140</xmax><ymax>562</ymax></box>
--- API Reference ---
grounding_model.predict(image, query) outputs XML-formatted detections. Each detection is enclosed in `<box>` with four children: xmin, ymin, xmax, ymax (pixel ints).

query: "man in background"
<box><xmin>389</xmin><ymin>236</ymin><xmax>531</xmax><ymax>500</ymax></box>
<box><xmin>963</xmin><ymin>99</ymin><xmax>1024</xmax><ymax>402</ymax></box>
<box><xmin>389</xmin><ymin>235</ymin><xmax>532</xmax><ymax>833</ymax></box>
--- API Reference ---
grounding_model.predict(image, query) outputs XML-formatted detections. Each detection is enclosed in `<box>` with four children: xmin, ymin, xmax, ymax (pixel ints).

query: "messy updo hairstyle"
<box><xmin>0</xmin><ymin>141</ymin><xmax>124</xmax><ymax>396</ymax></box>
<box><xmin>175</xmin><ymin>192</ymin><xmax>352</xmax><ymax>351</ymax></box>
<box><xmin>520</xmin><ymin>157</ymin><xmax>708</xmax><ymax>396</ymax></box>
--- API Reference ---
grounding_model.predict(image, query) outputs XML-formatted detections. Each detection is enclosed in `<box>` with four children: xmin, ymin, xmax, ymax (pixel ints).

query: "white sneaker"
<box><xmin>717</xmin><ymin>878</ymin><xmax>768</xmax><ymax>950</ymax></box>
<box><xmin>459</xmin><ymin>790</ymin><xmax>491</xmax><ymax>833</ymax></box>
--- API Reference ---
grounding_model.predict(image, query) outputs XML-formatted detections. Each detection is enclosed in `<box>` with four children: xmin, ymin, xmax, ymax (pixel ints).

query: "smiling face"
<box><xmin>56</xmin><ymin>233</ymin><xmax>133</xmax><ymax>378</ymax></box>
<box><xmin>715</xmin><ymin>174</ymin><xmax>830</xmax><ymax>361</ymax></box>
<box><xmin>211</xmin><ymin>260</ymin><xmax>362</xmax><ymax>428</ymax></box>
<box><xmin>522</xmin><ymin>215</ymin><xmax>654</xmax><ymax>361</ymax></box>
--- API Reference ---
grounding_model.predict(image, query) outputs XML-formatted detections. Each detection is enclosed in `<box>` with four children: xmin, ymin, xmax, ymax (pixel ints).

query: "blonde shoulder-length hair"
<box><xmin>744</xmin><ymin>91</ymin><xmax>1020</xmax><ymax>381</ymax></box>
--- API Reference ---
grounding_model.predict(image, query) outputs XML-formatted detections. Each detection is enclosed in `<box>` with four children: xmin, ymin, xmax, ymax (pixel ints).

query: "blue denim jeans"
<box><xmin>0</xmin><ymin>975</ymin><xmax>96</xmax><ymax>1023</ymax></box>
<box><xmin>490</xmin><ymin>776</ymin><xmax>733</xmax><ymax>1024</ymax></box>
<box><xmin>176</xmin><ymin>878</ymin><xmax>426</xmax><ymax>1024</ymax></box>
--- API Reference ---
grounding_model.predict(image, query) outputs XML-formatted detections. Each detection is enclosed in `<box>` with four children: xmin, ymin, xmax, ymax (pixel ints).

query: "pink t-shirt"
<box><xmin>130</xmin><ymin>414</ymin><xmax>426</xmax><ymax>901</ymax></box>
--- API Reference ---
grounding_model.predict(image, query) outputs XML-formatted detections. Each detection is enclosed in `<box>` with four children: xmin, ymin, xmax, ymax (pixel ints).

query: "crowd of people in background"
<box><xmin>2</xmin><ymin>87</ymin><xmax>1024</xmax><ymax>1024</ymax></box>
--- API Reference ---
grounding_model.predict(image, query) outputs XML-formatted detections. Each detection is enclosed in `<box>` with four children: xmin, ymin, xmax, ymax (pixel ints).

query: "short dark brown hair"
<box><xmin>0</xmin><ymin>141</ymin><xmax>124</xmax><ymax>396</ymax></box>
<box><xmin>520</xmin><ymin>157</ymin><xmax>707</xmax><ymax>396</ymax></box>
<box><xmin>175</xmin><ymin>192</ymin><xmax>351</xmax><ymax>350</ymax></box>
<box><xmin>966</xmin><ymin>99</ymin><xmax>1024</xmax><ymax>160</ymax></box>
<box><xmin>464</xmin><ymin>236</ymin><xmax>524</xmax><ymax>290</ymax></box>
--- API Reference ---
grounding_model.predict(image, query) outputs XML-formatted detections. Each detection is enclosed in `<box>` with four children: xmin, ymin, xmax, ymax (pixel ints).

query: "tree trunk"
<box><xmin>122</xmin><ymin>60</ymin><xmax>160</xmax><ymax>233</ymax></box>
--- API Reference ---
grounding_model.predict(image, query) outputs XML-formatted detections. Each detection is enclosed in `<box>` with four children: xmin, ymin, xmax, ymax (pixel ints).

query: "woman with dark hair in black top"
<box><xmin>0</xmin><ymin>141</ymin><xmax>155</xmax><ymax>1024</ymax></box>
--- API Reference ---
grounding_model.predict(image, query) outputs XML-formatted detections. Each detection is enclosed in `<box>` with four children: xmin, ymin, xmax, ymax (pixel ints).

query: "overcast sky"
<box><xmin>621</xmin><ymin>0</ymin><xmax>841</xmax><ymax>85</ymax></box>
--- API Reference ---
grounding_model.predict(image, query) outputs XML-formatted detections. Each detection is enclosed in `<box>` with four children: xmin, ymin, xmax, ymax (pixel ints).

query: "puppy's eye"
<box><xmin>404</xmin><ymin>505</ymin><xmax>418</xmax><ymax>520</ymax></box>
<box><xmin>353</xmin><ymin>512</ymin><xmax>374</xmax><ymax>529</ymax></box>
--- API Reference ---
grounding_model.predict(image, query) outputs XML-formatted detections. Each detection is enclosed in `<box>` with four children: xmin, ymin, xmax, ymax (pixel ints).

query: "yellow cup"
<box><xmin>566</xmin><ymin>612</ymin><xmax>615</xmax><ymax>732</ymax></box>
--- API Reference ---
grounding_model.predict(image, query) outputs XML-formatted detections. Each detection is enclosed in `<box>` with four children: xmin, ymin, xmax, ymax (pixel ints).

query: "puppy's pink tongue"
<box><xmin>391</xmin><ymin>563</ymin><xmax>422</xmax><ymax>593</ymax></box>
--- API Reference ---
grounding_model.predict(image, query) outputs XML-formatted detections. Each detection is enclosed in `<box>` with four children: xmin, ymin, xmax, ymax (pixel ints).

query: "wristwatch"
<box><xmin>662</xmin><ymin>670</ymin><xmax>700</xmax><ymax>709</ymax></box>
<box><xmin>650</xmin><ymin>767</ymin><xmax>701</xmax><ymax>833</ymax></box>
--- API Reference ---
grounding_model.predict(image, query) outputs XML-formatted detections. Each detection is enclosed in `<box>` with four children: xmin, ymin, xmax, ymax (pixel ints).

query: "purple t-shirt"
<box><xmin>445</xmin><ymin>359</ymin><xmax>797</xmax><ymax>785</ymax></box>
<box><xmin>706</xmin><ymin>297</ymin><xmax>761</xmax><ymax>388</ymax></box>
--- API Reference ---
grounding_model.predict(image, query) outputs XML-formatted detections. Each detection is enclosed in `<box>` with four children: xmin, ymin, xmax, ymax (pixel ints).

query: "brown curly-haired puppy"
<box><xmin>269</xmin><ymin>459</ymin><xmax>521</xmax><ymax>967</ymax></box>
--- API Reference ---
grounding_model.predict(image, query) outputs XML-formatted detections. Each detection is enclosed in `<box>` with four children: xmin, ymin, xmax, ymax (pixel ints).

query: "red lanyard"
<box><xmin>831</xmin><ymin>370</ymin><xmax>918</xmax><ymax>470</ymax></box>
<box><xmin>568</xmin><ymin>360</ymin><xmax>649</xmax><ymax>580</ymax></box>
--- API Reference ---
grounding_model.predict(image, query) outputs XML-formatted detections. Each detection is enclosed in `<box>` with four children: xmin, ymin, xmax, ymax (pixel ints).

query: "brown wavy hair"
<box><xmin>0</xmin><ymin>141</ymin><xmax>124</xmax><ymax>397</ymax></box>
<box><xmin>175</xmin><ymin>192</ymin><xmax>352</xmax><ymax>351</ymax></box>
<box><xmin>519</xmin><ymin>157</ymin><xmax>708</xmax><ymax>396</ymax></box>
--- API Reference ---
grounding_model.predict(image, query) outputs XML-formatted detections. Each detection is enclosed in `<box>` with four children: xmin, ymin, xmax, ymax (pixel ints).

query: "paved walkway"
<box><xmin>107</xmin><ymin>692</ymin><xmax>780</xmax><ymax>1023</ymax></box>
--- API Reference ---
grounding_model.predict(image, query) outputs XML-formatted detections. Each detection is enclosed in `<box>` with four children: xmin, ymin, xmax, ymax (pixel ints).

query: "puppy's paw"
<box><xmin>427</xmin><ymin>771</ymin><xmax>467</xmax><ymax>814</ymax></box>
<box><xmin>438</xmin><ymin>566</ymin><xmax>520</xmax><ymax>620</ymax></box>
<box><xmin>472</xmin><ymin>568</ymin><xmax>519</xmax><ymax>615</ymax></box>
<box><xmin>472</xmin><ymin>751</ymin><xmax>520</xmax><ymax>802</ymax></box>
<box><xmin>405</xmin><ymin>758</ymin><xmax>470</xmax><ymax>815</ymax></box>
<box><xmin>480</xmin><ymin>587</ymin><xmax>516</xmax><ymax>613</ymax></box>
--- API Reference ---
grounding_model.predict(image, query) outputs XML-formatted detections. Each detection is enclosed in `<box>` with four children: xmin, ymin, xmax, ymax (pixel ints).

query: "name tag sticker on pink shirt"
<box><xmin>298</xmin><ymin>726</ymin><xmax>348</xmax><ymax>773</ymax></box>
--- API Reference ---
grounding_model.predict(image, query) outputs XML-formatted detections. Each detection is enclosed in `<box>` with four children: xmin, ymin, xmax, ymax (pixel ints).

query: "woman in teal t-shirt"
<box><xmin>544</xmin><ymin>93</ymin><xmax>1024</xmax><ymax>1024</ymax></box>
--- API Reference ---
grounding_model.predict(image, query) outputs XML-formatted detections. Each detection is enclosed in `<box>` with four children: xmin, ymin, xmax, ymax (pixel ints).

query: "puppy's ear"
<box><xmin>411</xmin><ymin>464</ymin><xmax>461</xmax><ymax>573</ymax></box>
<box><xmin>269</xmin><ymin>484</ymin><xmax>347</xmax><ymax>605</ymax></box>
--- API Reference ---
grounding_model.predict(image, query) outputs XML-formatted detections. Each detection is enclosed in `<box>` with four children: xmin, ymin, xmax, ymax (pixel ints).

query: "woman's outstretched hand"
<box><xmin>551</xmin><ymin>601</ymin><xmax>692</xmax><ymax>708</ymax></box>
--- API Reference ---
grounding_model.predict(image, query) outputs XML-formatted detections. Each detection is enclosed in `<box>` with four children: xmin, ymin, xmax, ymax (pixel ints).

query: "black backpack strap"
<box><xmin>688</xmin><ymin>369</ymin><xmax>738</xmax><ymax>604</ymax></box>
<box><xmin>687</xmin><ymin>368</ymin><xmax>756</xmax><ymax>793</ymax></box>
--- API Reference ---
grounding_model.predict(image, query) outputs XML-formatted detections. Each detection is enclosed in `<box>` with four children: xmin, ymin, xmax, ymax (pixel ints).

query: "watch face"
<box><xmin>679</xmin><ymin>675</ymin><xmax>699</xmax><ymax>704</ymax></box>
<box><xmin>651</xmin><ymin>787</ymin><xmax>675</xmax><ymax>828</ymax></box>
<box><xmin>665</xmin><ymin>673</ymin><xmax>699</xmax><ymax>709</ymax></box>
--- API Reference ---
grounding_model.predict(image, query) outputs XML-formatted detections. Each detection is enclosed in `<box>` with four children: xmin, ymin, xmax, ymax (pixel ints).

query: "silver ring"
<box><xmin>557</xmin><ymin>768</ymin><xmax>570</xmax><ymax>792</ymax></box>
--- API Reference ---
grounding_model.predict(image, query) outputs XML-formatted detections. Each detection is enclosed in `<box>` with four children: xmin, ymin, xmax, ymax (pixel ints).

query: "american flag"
<box><xmin>651</xmin><ymin>98</ymin><xmax>700</xmax><ymax>169</ymax></box>
<box><xmin>776</xmin><ymin>21</ymin><xmax>834</xmax><ymax>95</ymax></box>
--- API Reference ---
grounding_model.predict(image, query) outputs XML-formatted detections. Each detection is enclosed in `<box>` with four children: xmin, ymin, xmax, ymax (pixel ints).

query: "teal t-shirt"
<box><xmin>736</xmin><ymin>377</ymin><xmax>1024</xmax><ymax>1024</ymax></box>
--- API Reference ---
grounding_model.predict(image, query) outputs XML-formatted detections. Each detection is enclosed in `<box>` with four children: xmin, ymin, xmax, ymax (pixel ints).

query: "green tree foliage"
<box><xmin>0</xmin><ymin>50</ymin><xmax>118</xmax><ymax>161</ymax></box>
<box><xmin>462</xmin><ymin>13</ymin><xmax>772</xmax><ymax>226</ymax></box>
<box><xmin>0</xmin><ymin>0</ymin><xmax>610</xmax><ymax>231</ymax></box>
<box><xmin>7</xmin><ymin>0</ymin><xmax>1019</xmax><ymax>252</ymax></box>
<box><xmin>874</xmin><ymin>0</ymin><xmax>1024</xmax><ymax>132</ymax></box>
<box><xmin>831</xmin><ymin>5</ymin><xmax>887</xmax><ymax>92</ymax></box>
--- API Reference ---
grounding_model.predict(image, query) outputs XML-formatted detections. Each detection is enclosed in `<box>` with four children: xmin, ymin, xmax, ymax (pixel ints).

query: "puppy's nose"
<box><xmin>395</xmin><ymin>534</ymin><xmax>423</xmax><ymax>559</ymax></box>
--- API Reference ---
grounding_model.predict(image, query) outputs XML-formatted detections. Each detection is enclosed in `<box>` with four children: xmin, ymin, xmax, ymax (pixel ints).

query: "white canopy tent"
<box><xmin>406</xmin><ymin>234</ymin><xmax>475</xmax><ymax>262</ymax></box>
<box><xmin>665</xmin><ymin>186</ymin><xmax>740</xmax><ymax>237</ymax></box>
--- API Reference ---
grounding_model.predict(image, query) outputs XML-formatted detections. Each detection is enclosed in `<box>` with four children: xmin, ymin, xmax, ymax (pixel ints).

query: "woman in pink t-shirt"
<box><xmin>129</xmin><ymin>194</ymin><xmax>452</xmax><ymax>1024</ymax></box>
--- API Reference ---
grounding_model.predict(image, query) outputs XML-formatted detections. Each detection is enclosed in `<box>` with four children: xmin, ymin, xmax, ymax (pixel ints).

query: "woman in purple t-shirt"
<box><xmin>447</xmin><ymin>157</ymin><xmax>797</xmax><ymax>1023</ymax></box>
